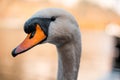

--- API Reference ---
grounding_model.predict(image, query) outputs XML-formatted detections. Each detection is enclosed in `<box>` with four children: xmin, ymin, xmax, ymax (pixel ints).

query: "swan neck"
<box><xmin>57</xmin><ymin>41</ymin><xmax>81</xmax><ymax>80</ymax></box>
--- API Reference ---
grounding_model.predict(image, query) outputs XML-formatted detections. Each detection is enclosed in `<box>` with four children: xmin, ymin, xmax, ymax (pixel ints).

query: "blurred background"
<box><xmin>0</xmin><ymin>0</ymin><xmax>120</xmax><ymax>80</ymax></box>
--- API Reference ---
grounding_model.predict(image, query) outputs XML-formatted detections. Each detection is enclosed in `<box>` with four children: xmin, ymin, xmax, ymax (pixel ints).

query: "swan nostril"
<box><xmin>29</xmin><ymin>31</ymin><xmax>36</xmax><ymax>39</ymax></box>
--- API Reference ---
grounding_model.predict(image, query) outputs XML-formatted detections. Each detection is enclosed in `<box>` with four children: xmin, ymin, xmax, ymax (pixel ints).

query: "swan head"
<box><xmin>12</xmin><ymin>8</ymin><xmax>79</xmax><ymax>57</ymax></box>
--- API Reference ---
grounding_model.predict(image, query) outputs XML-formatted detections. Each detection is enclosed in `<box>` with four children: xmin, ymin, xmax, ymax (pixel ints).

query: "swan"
<box><xmin>12</xmin><ymin>8</ymin><xmax>81</xmax><ymax>80</ymax></box>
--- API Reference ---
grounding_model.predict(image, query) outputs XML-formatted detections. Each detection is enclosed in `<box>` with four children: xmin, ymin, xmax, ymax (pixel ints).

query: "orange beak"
<box><xmin>12</xmin><ymin>24</ymin><xmax>46</xmax><ymax>57</ymax></box>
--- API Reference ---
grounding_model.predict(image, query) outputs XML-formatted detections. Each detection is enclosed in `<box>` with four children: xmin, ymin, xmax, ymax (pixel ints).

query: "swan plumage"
<box><xmin>12</xmin><ymin>8</ymin><xmax>81</xmax><ymax>80</ymax></box>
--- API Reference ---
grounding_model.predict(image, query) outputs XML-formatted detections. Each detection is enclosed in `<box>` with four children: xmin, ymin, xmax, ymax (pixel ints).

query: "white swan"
<box><xmin>12</xmin><ymin>8</ymin><xmax>81</xmax><ymax>80</ymax></box>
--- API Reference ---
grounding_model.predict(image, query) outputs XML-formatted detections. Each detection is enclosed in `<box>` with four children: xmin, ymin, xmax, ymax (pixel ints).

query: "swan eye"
<box><xmin>51</xmin><ymin>16</ymin><xmax>56</xmax><ymax>21</ymax></box>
